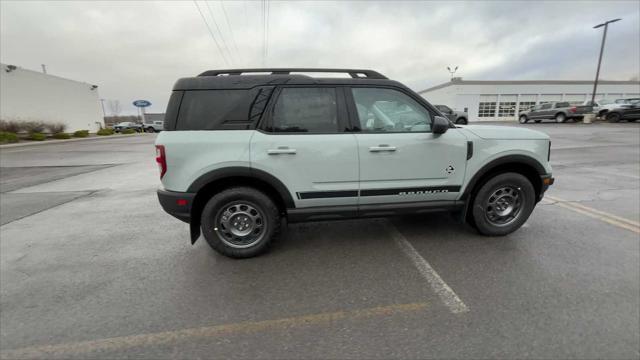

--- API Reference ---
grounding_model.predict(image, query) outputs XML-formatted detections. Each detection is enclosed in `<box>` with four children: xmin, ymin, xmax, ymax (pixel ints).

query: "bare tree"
<box><xmin>108</xmin><ymin>100</ymin><xmax>122</xmax><ymax>117</ymax></box>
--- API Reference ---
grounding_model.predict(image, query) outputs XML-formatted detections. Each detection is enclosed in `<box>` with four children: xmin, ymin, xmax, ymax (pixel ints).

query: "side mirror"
<box><xmin>432</xmin><ymin>116</ymin><xmax>450</xmax><ymax>134</ymax></box>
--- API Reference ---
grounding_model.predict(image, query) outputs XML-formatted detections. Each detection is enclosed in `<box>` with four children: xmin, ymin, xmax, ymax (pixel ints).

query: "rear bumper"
<box><xmin>157</xmin><ymin>189</ymin><xmax>195</xmax><ymax>223</ymax></box>
<box><xmin>539</xmin><ymin>174</ymin><xmax>554</xmax><ymax>201</ymax></box>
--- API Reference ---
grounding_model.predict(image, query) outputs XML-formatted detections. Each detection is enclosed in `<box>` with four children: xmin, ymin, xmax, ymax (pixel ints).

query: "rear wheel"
<box><xmin>146</xmin><ymin>127</ymin><xmax>155</xmax><ymax>133</ymax></box>
<box><xmin>455</xmin><ymin>117</ymin><xmax>468</xmax><ymax>125</ymax></box>
<box><xmin>555</xmin><ymin>113</ymin><xmax>566</xmax><ymax>123</ymax></box>
<box><xmin>201</xmin><ymin>187</ymin><xmax>280</xmax><ymax>258</ymax></box>
<box><xmin>471</xmin><ymin>172</ymin><xmax>535</xmax><ymax>236</ymax></box>
<box><xmin>518</xmin><ymin>115</ymin><xmax>528</xmax><ymax>124</ymax></box>
<box><xmin>607</xmin><ymin>112</ymin><xmax>621</xmax><ymax>123</ymax></box>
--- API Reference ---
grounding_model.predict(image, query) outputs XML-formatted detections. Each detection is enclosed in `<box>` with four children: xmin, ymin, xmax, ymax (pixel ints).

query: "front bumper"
<box><xmin>157</xmin><ymin>189</ymin><xmax>195</xmax><ymax>223</ymax></box>
<box><xmin>539</xmin><ymin>174</ymin><xmax>554</xmax><ymax>201</ymax></box>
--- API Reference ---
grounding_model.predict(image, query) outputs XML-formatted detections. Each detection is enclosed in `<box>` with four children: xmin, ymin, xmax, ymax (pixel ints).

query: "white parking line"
<box><xmin>384</xmin><ymin>220</ymin><xmax>469</xmax><ymax>314</ymax></box>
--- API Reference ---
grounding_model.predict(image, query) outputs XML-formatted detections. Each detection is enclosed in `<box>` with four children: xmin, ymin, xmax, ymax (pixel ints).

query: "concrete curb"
<box><xmin>0</xmin><ymin>133</ymin><xmax>153</xmax><ymax>149</ymax></box>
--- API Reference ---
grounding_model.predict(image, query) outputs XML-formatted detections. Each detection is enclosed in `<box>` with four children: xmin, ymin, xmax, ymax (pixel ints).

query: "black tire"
<box><xmin>201</xmin><ymin>187</ymin><xmax>280</xmax><ymax>258</ymax></box>
<box><xmin>598</xmin><ymin>110</ymin><xmax>608</xmax><ymax>118</ymax></box>
<box><xmin>455</xmin><ymin>117</ymin><xmax>468</xmax><ymax>125</ymax></box>
<box><xmin>146</xmin><ymin>127</ymin><xmax>155</xmax><ymax>133</ymax></box>
<box><xmin>470</xmin><ymin>172</ymin><xmax>535</xmax><ymax>236</ymax></box>
<box><xmin>607</xmin><ymin>112</ymin><xmax>621</xmax><ymax>123</ymax></box>
<box><xmin>534</xmin><ymin>120</ymin><xmax>542</xmax><ymax>123</ymax></box>
<box><xmin>518</xmin><ymin>115</ymin><xmax>528</xmax><ymax>124</ymax></box>
<box><xmin>555</xmin><ymin>113</ymin><xmax>566</xmax><ymax>123</ymax></box>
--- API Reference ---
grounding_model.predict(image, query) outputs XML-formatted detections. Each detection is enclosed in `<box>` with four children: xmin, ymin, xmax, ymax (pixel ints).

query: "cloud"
<box><xmin>1</xmin><ymin>0</ymin><xmax>638</xmax><ymax>114</ymax></box>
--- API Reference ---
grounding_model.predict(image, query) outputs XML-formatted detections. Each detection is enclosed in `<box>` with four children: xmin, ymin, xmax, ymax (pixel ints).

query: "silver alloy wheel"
<box><xmin>519</xmin><ymin>116</ymin><xmax>527</xmax><ymax>124</ymax></box>
<box><xmin>215</xmin><ymin>202</ymin><xmax>267</xmax><ymax>248</ymax></box>
<box><xmin>485</xmin><ymin>186</ymin><xmax>523</xmax><ymax>226</ymax></box>
<box><xmin>556</xmin><ymin>113</ymin><xmax>565</xmax><ymax>123</ymax></box>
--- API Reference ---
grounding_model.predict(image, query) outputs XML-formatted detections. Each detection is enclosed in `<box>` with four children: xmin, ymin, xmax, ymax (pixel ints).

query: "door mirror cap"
<box><xmin>432</xmin><ymin>116</ymin><xmax>450</xmax><ymax>134</ymax></box>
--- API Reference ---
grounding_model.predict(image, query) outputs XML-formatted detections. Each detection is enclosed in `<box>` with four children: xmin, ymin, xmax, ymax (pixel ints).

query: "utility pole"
<box><xmin>41</xmin><ymin>64</ymin><xmax>47</xmax><ymax>74</ymax></box>
<box><xmin>591</xmin><ymin>18</ymin><xmax>621</xmax><ymax>105</ymax></box>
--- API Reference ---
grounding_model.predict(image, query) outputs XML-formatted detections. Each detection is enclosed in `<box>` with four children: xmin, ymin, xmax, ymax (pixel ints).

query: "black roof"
<box><xmin>173</xmin><ymin>68</ymin><xmax>405</xmax><ymax>91</ymax></box>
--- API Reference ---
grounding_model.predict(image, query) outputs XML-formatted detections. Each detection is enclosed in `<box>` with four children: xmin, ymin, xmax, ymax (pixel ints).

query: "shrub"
<box><xmin>0</xmin><ymin>131</ymin><xmax>19</xmax><ymax>144</ymax></box>
<box><xmin>120</xmin><ymin>128</ymin><xmax>136</xmax><ymax>134</ymax></box>
<box><xmin>22</xmin><ymin>121</ymin><xmax>46</xmax><ymax>133</ymax></box>
<box><xmin>97</xmin><ymin>128</ymin><xmax>114</xmax><ymax>136</ymax></box>
<box><xmin>0</xmin><ymin>120</ymin><xmax>23</xmax><ymax>133</ymax></box>
<box><xmin>45</xmin><ymin>123</ymin><xmax>67</xmax><ymax>134</ymax></box>
<box><xmin>28</xmin><ymin>132</ymin><xmax>46</xmax><ymax>141</ymax></box>
<box><xmin>73</xmin><ymin>130</ymin><xmax>89</xmax><ymax>138</ymax></box>
<box><xmin>52</xmin><ymin>132</ymin><xmax>71</xmax><ymax>139</ymax></box>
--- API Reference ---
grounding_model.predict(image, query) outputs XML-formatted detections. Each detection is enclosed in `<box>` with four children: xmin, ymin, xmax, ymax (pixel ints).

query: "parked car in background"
<box><xmin>113</xmin><ymin>122</ymin><xmax>143</xmax><ymax>133</ymax></box>
<box><xmin>144</xmin><ymin>121</ymin><xmax>164</xmax><ymax>133</ymax></box>
<box><xmin>434</xmin><ymin>104</ymin><xmax>468</xmax><ymax>124</ymax></box>
<box><xmin>583</xmin><ymin>98</ymin><xmax>634</xmax><ymax>118</ymax></box>
<box><xmin>519</xmin><ymin>101</ymin><xmax>593</xmax><ymax>124</ymax></box>
<box><xmin>604</xmin><ymin>99</ymin><xmax>640</xmax><ymax>122</ymax></box>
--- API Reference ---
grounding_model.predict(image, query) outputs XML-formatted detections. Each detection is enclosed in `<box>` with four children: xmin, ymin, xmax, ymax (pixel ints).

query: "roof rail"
<box><xmin>197</xmin><ymin>68</ymin><xmax>388</xmax><ymax>79</ymax></box>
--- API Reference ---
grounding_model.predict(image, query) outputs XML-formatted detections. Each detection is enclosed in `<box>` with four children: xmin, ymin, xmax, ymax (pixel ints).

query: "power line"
<box><xmin>265</xmin><ymin>0</ymin><xmax>270</xmax><ymax>65</ymax></box>
<box><xmin>205</xmin><ymin>1</ymin><xmax>236</xmax><ymax>66</ymax></box>
<box><xmin>261</xmin><ymin>0</ymin><xmax>265</xmax><ymax>66</ymax></box>
<box><xmin>193</xmin><ymin>0</ymin><xmax>230</xmax><ymax>66</ymax></box>
<box><xmin>220</xmin><ymin>1</ymin><xmax>241</xmax><ymax>64</ymax></box>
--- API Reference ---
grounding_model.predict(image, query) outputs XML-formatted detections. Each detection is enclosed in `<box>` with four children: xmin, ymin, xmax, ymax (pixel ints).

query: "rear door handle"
<box><xmin>369</xmin><ymin>145</ymin><xmax>396</xmax><ymax>152</ymax></box>
<box><xmin>268</xmin><ymin>146</ymin><xmax>297</xmax><ymax>155</ymax></box>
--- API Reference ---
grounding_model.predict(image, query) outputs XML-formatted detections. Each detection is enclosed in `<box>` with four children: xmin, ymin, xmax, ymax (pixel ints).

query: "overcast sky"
<box><xmin>2</xmin><ymin>0</ymin><xmax>639</xmax><ymax>115</ymax></box>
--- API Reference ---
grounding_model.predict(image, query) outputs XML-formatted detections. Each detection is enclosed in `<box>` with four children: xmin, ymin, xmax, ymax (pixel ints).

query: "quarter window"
<box><xmin>478</xmin><ymin>102</ymin><xmax>497</xmax><ymax>117</ymax></box>
<box><xmin>270</xmin><ymin>88</ymin><xmax>338</xmax><ymax>133</ymax></box>
<box><xmin>351</xmin><ymin>88</ymin><xmax>432</xmax><ymax>132</ymax></box>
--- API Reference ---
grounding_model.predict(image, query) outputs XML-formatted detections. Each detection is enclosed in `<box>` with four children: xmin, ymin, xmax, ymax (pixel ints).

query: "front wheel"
<box><xmin>455</xmin><ymin>118</ymin><xmax>468</xmax><ymax>125</ymax></box>
<box><xmin>471</xmin><ymin>172</ymin><xmax>535</xmax><ymax>236</ymax></box>
<box><xmin>146</xmin><ymin>127</ymin><xmax>155</xmax><ymax>133</ymax></box>
<box><xmin>518</xmin><ymin>115</ymin><xmax>528</xmax><ymax>124</ymax></box>
<box><xmin>201</xmin><ymin>187</ymin><xmax>280</xmax><ymax>258</ymax></box>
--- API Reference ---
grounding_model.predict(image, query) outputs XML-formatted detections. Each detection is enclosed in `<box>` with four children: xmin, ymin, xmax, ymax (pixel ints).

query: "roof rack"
<box><xmin>197</xmin><ymin>68</ymin><xmax>388</xmax><ymax>79</ymax></box>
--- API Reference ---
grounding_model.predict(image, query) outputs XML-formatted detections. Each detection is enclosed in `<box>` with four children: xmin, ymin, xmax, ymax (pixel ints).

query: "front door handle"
<box><xmin>369</xmin><ymin>144</ymin><xmax>396</xmax><ymax>152</ymax></box>
<box><xmin>268</xmin><ymin>146</ymin><xmax>297</xmax><ymax>155</ymax></box>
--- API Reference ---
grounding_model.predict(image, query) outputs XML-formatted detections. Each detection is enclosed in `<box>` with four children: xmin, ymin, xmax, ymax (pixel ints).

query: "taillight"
<box><xmin>155</xmin><ymin>145</ymin><xmax>166</xmax><ymax>179</ymax></box>
<box><xmin>569</xmin><ymin>107</ymin><xmax>577</xmax><ymax>113</ymax></box>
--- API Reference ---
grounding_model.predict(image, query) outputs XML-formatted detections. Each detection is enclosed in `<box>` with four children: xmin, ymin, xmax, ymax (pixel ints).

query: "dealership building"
<box><xmin>418</xmin><ymin>78</ymin><xmax>640</xmax><ymax>122</ymax></box>
<box><xmin>1</xmin><ymin>63</ymin><xmax>104</xmax><ymax>132</ymax></box>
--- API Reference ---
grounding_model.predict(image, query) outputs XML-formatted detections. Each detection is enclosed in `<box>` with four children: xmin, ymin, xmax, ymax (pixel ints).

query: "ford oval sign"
<box><xmin>133</xmin><ymin>100</ymin><xmax>151</xmax><ymax>107</ymax></box>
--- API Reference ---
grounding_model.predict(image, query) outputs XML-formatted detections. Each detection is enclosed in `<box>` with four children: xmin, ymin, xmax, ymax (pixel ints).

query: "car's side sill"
<box><xmin>287</xmin><ymin>201</ymin><xmax>464</xmax><ymax>223</ymax></box>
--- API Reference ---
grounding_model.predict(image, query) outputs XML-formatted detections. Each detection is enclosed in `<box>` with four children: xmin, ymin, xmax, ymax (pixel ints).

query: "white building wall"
<box><xmin>419</xmin><ymin>81</ymin><xmax>640</xmax><ymax>122</ymax></box>
<box><xmin>0</xmin><ymin>64</ymin><xmax>104</xmax><ymax>132</ymax></box>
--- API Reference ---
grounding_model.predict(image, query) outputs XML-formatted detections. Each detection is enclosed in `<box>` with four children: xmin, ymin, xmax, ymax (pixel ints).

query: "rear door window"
<box><xmin>268</xmin><ymin>88</ymin><xmax>339</xmax><ymax>133</ymax></box>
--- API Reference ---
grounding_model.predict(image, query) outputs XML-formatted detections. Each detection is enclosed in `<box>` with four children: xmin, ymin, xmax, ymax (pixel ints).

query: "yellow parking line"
<box><xmin>0</xmin><ymin>303</ymin><xmax>428</xmax><ymax>359</ymax></box>
<box><xmin>546</xmin><ymin>195</ymin><xmax>640</xmax><ymax>234</ymax></box>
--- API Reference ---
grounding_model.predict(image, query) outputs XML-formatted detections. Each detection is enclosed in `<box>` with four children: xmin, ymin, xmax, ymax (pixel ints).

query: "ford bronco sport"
<box><xmin>156</xmin><ymin>68</ymin><xmax>554</xmax><ymax>258</ymax></box>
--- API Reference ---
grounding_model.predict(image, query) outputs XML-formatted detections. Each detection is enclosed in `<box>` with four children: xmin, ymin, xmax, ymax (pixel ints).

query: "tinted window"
<box><xmin>270</xmin><ymin>88</ymin><xmax>338</xmax><ymax>133</ymax></box>
<box><xmin>352</xmin><ymin>88</ymin><xmax>432</xmax><ymax>132</ymax></box>
<box><xmin>555</xmin><ymin>102</ymin><xmax>570</xmax><ymax>108</ymax></box>
<box><xmin>540</xmin><ymin>104</ymin><xmax>552</xmax><ymax>110</ymax></box>
<box><xmin>176</xmin><ymin>90</ymin><xmax>256</xmax><ymax>130</ymax></box>
<box><xmin>163</xmin><ymin>91</ymin><xmax>183</xmax><ymax>130</ymax></box>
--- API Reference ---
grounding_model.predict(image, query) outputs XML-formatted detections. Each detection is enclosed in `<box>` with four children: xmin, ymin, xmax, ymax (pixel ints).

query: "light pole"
<box><xmin>447</xmin><ymin>66</ymin><xmax>458</xmax><ymax>80</ymax></box>
<box><xmin>591</xmin><ymin>18</ymin><xmax>621</xmax><ymax>105</ymax></box>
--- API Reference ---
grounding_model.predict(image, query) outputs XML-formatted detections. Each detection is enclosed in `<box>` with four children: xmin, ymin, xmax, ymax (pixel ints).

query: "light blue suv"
<box><xmin>155</xmin><ymin>68</ymin><xmax>554</xmax><ymax>258</ymax></box>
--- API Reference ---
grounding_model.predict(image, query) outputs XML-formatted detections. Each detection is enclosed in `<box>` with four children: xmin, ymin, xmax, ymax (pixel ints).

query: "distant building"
<box><xmin>0</xmin><ymin>63</ymin><xmax>104</xmax><ymax>132</ymax></box>
<box><xmin>418</xmin><ymin>78</ymin><xmax>640</xmax><ymax>122</ymax></box>
<box><xmin>143</xmin><ymin>113</ymin><xmax>165</xmax><ymax>124</ymax></box>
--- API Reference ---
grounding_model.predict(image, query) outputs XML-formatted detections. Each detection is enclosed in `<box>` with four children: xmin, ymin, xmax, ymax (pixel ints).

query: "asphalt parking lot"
<box><xmin>1</xmin><ymin>123</ymin><xmax>638</xmax><ymax>359</ymax></box>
